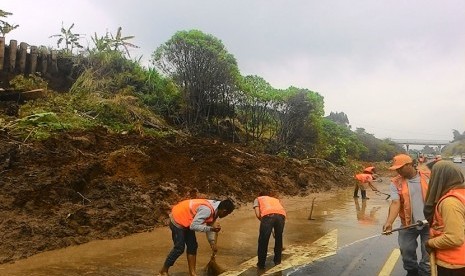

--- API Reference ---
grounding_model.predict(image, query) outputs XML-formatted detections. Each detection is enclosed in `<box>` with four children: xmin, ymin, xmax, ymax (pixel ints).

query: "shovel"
<box><xmin>382</xmin><ymin>220</ymin><xmax>428</xmax><ymax>235</ymax></box>
<box><xmin>375</xmin><ymin>191</ymin><xmax>391</xmax><ymax>200</ymax></box>
<box><xmin>204</xmin><ymin>232</ymin><xmax>226</xmax><ymax>276</ymax></box>
<box><xmin>205</xmin><ymin>252</ymin><xmax>226</xmax><ymax>276</ymax></box>
<box><xmin>430</xmin><ymin>251</ymin><xmax>437</xmax><ymax>276</ymax></box>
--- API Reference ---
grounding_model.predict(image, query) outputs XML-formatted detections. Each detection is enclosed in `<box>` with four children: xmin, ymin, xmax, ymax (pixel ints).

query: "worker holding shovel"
<box><xmin>253</xmin><ymin>192</ymin><xmax>286</xmax><ymax>272</ymax></box>
<box><xmin>382</xmin><ymin>154</ymin><xmax>431</xmax><ymax>276</ymax></box>
<box><xmin>423</xmin><ymin>161</ymin><xmax>465</xmax><ymax>276</ymax></box>
<box><xmin>158</xmin><ymin>198</ymin><xmax>235</xmax><ymax>276</ymax></box>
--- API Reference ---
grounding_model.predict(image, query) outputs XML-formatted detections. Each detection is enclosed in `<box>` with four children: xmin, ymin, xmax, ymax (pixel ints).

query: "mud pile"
<box><xmin>0</xmin><ymin>127</ymin><xmax>354</xmax><ymax>263</ymax></box>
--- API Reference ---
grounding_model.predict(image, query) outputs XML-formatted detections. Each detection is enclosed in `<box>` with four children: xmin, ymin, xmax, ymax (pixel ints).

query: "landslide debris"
<box><xmin>0</xmin><ymin>127</ymin><xmax>354</xmax><ymax>263</ymax></box>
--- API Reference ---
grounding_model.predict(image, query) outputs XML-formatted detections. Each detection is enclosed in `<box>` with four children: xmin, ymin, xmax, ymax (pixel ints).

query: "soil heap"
<box><xmin>0</xmin><ymin>127</ymin><xmax>354</xmax><ymax>264</ymax></box>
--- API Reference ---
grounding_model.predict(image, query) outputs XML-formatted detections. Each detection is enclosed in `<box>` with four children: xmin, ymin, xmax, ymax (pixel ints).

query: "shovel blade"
<box><xmin>205</xmin><ymin>256</ymin><xmax>226</xmax><ymax>276</ymax></box>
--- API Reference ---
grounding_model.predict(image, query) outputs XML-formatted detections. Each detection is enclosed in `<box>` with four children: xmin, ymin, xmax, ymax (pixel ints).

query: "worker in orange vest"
<box><xmin>159</xmin><ymin>198</ymin><xmax>235</xmax><ymax>276</ymax></box>
<box><xmin>253</xmin><ymin>192</ymin><xmax>286</xmax><ymax>271</ymax></box>
<box><xmin>382</xmin><ymin>154</ymin><xmax>431</xmax><ymax>276</ymax></box>
<box><xmin>418</xmin><ymin>154</ymin><xmax>426</xmax><ymax>164</ymax></box>
<box><xmin>424</xmin><ymin>161</ymin><xmax>465</xmax><ymax>275</ymax></box>
<box><xmin>354</xmin><ymin>166</ymin><xmax>379</xmax><ymax>199</ymax></box>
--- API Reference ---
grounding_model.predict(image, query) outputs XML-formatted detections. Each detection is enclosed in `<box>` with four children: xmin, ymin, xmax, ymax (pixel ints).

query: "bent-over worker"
<box><xmin>253</xmin><ymin>192</ymin><xmax>286</xmax><ymax>271</ymax></box>
<box><xmin>159</xmin><ymin>198</ymin><xmax>235</xmax><ymax>276</ymax></box>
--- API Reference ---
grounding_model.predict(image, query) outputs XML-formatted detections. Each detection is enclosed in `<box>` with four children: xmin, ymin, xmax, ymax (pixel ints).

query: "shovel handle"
<box><xmin>430</xmin><ymin>251</ymin><xmax>437</xmax><ymax>276</ymax></box>
<box><xmin>382</xmin><ymin>220</ymin><xmax>428</xmax><ymax>235</ymax></box>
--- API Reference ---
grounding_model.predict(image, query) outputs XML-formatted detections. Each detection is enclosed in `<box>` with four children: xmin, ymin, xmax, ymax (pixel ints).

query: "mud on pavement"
<box><xmin>0</xmin><ymin>127</ymin><xmax>355</xmax><ymax>264</ymax></box>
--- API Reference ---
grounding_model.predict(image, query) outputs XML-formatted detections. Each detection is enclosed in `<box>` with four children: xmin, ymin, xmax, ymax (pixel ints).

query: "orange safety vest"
<box><xmin>355</xmin><ymin>173</ymin><xmax>373</xmax><ymax>183</ymax></box>
<box><xmin>391</xmin><ymin>170</ymin><xmax>430</xmax><ymax>225</ymax></box>
<box><xmin>257</xmin><ymin>196</ymin><xmax>286</xmax><ymax>218</ymax></box>
<box><xmin>171</xmin><ymin>199</ymin><xmax>215</xmax><ymax>228</ymax></box>
<box><xmin>430</xmin><ymin>189</ymin><xmax>465</xmax><ymax>266</ymax></box>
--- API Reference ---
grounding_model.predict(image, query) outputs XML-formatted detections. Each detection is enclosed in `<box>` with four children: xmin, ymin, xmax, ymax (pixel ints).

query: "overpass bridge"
<box><xmin>390</xmin><ymin>139</ymin><xmax>450</xmax><ymax>152</ymax></box>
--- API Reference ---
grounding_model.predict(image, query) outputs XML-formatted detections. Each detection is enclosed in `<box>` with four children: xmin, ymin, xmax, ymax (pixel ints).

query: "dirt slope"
<box><xmin>0</xmin><ymin>127</ymin><xmax>354</xmax><ymax>264</ymax></box>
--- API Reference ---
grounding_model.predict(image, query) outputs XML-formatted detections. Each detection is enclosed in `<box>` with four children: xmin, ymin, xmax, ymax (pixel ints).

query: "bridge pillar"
<box><xmin>437</xmin><ymin>145</ymin><xmax>444</xmax><ymax>153</ymax></box>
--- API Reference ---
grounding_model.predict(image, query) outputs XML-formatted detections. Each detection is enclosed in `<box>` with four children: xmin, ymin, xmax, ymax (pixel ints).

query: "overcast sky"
<box><xmin>3</xmin><ymin>1</ymin><xmax>465</xmax><ymax>141</ymax></box>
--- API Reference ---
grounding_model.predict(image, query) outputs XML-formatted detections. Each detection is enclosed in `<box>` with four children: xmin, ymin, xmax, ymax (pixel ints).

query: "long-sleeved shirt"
<box><xmin>170</xmin><ymin>199</ymin><xmax>220</xmax><ymax>243</ymax></box>
<box><xmin>190</xmin><ymin>200</ymin><xmax>220</xmax><ymax>232</ymax></box>
<box><xmin>428</xmin><ymin>196</ymin><xmax>465</xmax><ymax>269</ymax></box>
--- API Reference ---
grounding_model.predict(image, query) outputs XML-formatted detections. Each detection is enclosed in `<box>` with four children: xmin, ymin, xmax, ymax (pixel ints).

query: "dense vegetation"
<box><xmin>0</xmin><ymin>10</ymin><xmax>411</xmax><ymax>165</ymax></box>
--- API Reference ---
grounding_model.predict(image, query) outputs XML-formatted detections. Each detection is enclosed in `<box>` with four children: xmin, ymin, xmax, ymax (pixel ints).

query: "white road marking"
<box><xmin>219</xmin><ymin>229</ymin><xmax>338</xmax><ymax>276</ymax></box>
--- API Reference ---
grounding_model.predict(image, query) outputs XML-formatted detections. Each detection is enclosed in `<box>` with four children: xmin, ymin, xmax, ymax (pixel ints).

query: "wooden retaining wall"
<box><xmin>0</xmin><ymin>37</ymin><xmax>60</xmax><ymax>76</ymax></box>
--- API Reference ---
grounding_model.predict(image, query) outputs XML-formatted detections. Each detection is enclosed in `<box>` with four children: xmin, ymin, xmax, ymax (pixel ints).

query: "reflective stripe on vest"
<box><xmin>430</xmin><ymin>189</ymin><xmax>465</xmax><ymax>265</ymax></box>
<box><xmin>257</xmin><ymin>196</ymin><xmax>286</xmax><ymax>218</ymax></box>
<box><xmin>171</xmin><ymin>199</ymin><xmax>215</xmax><ymax>228</ymax></box>
<box><xmin>391</xmin><ymin>170</ymin><xmax>430</xmax><ymax>225</ymax></box>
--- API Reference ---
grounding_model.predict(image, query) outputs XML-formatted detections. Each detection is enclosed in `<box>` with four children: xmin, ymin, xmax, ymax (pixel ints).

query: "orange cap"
<box><xmin>389</xmin><ymin>154</ymin><xmax>413</xmax><ymax>170</ymax></box>
<box><xmin>363</xmin><ymin>166</ymin><xmax>375</xmax><ymax>173</ymax></box>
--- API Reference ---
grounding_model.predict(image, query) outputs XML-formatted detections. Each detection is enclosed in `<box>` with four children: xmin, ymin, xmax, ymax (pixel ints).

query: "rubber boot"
<box><xmin>353</xmin><ymin>185</ymin><xmax>359</xmax><ymax>198</ymax></box>
<box><xmin>187</xmin><ymin>254</ymin><xmax>197</xmax><ymax>276</ymax></box>
<box><xmin>361</xmin><ymin>190</ymin><xmax>369</xmax><ymax>200</ymax></box>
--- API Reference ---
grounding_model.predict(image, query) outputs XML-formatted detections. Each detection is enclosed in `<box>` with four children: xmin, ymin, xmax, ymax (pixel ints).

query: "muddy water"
<box><xmin>0</xmin><ymin>182</ymin><xmax>392</xmax><ymax>276</ymax></box>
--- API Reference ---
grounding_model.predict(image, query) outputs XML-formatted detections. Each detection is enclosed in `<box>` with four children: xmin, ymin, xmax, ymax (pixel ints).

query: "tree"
<box><xmin>237</xmin><ymin>75</ymin><xmax>277</xmax><ymax>141</ymax></box>
<box><xmin>355</xmin><ymin>128</ymin><xmax>402</xmax><ymax>161</ymax></box>
<box><xmin>152</xmin><ymin>29</ymin><xmax>240</xmax><ymax>128</ymax></box>
<box><xmin>90</xmin><ymin>27</ymin><xmax>139</xmax><ymax>58</ymax></box>
<box><xmin>326</xmin><ymin>111</ymin><xmax>350</xmax><ymax>128</ymax></box>
<box><xmin>49</xmin><ymin>22</ymin><xmax>84</xmax><ymax>55</ymax></box>
<box><xmin>272</xmin><ymin>87</ymin><xmax>324</xmax><ymax>157</ymax></box>
<box><xmin>452</xmin><ymin>129</ymin><xmax>465</xmax><ymax>142</ymax></box>
<box><xmin>319</xmin><ymin>119</ymin><xmax>365</xmax><ymax>165</ymax></box>
<box><xmin>0</xmin><ymin>9</ymin><xmax>19</xmax><ymax>38</ymax></box>
<box><xmin>278</xmin><ymin>90</ymin><xmax>312</xmax><ymax>145</ymax></box>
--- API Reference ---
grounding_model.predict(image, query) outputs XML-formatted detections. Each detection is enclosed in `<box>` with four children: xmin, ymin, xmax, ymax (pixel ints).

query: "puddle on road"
<box><xmin>0</xmin><ymin>182</ymin><xmax>392</xmax><ymax>276</ymax></box>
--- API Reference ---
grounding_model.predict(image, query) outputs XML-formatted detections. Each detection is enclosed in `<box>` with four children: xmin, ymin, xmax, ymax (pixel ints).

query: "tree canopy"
<box><xmin>152</xmin><ymin>29</ymin><xmax>240</xmax><ymax>128</ymax></box>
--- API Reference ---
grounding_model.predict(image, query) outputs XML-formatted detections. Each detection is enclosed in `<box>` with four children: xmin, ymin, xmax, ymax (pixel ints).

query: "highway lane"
<box><xmin>216</xmin><ymin>177</ymin><xmax>405</xmax><ymax>276</ymax></box>
<box><xmin>273</xmin><ymin>162</ymin><xmax>465</xmax><ymax>276</ymax></box>
<box><xmin>3</xmin><ymin>163</ymin><xmax>463</xmax><ymax>275</ymax></box>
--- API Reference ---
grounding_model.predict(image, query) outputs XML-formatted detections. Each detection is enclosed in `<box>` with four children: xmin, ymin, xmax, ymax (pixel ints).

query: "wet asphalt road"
<box><xmin>1</xmin><ymin>162</ymin><xmax>463</xmax><ymax>276</ymax></box>
<box><xmin>287</xmin><ymin>161</ymin><xmax>465</xmax><ymax>276</ymax></box>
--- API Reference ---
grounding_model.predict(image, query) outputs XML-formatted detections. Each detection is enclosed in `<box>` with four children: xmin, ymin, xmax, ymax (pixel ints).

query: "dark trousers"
<box><xmin>437</xmin><ymin>265</ymin><xmax>465</xmax><ymax>276</ymax></box>
<box><xmin>163</xmin><ymin>221</ymin><xmax>198</xmax><ymax>267</ymax></box>
<box><xmin>354</xmin><ymin>184</ymin><xmax>368</xmax><ymax>198</ymax></box>
<box><xmin>257</xmin><ymin>214</ymin><xmax>285</xmax><ymax>268</ymax></box>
